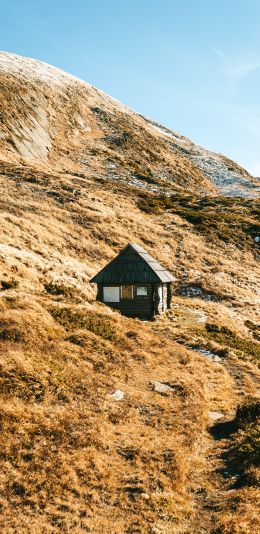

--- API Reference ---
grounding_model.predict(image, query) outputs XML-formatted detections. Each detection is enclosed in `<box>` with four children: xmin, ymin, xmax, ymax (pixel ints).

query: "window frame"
<box><xmin>136</xmin><ymin>286</ymin><xmax>149</xmax><ymax>296</ymax></box>
<box><xmin>121</xmin><ymin>285</ymin><xmax>134</xmax><ymax>300</ymax></box>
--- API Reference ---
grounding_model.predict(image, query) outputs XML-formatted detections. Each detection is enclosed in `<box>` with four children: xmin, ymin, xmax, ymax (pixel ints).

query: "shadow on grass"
<box><xmin>209</xmin><ymin>419</ymin><xmax>237</xmax><ymax>441</ymax></box>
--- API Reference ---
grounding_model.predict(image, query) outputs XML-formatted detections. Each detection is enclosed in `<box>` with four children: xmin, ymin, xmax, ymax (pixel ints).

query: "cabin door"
<box><xmin>103</xmin><ymin>286</ymin><xmax>120</xmax><ymax>302</ymax></box>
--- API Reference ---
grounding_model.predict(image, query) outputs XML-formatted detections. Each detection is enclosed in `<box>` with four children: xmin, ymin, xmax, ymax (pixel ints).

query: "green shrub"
<box><xmin>237</xmin><ymin>423</ymin><xmax>260</xmax><ymax>467</ymax></box>
<box><xmin>1</xmin><ymin>279</ymin><xmax>19</xmax><ymax>290</ymax></box>
<box><xmin>204</xmin><ymin>323</ymin><xmax>260</xmax><ymax>362</ymax></box>
<box><xmin>49</xmin><ymin>307</ymin><xmax>117</xmax><ymax>341</ymax></box>
<box><xmin>235</xmin><ymin>398</ymin><xmax>260</xmax><ymax>429</ymax></box>
<box><xmin>44</xmin><ymin>282</ymin><xmax>84</xmax><ymax>302</ymax></box>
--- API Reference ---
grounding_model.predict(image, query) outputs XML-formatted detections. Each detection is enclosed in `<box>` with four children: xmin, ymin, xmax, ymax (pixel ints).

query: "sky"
<box><xmin>1</xmin><ymin>0</ymin><xmax>260</xmax><ymax>176</ymax></box>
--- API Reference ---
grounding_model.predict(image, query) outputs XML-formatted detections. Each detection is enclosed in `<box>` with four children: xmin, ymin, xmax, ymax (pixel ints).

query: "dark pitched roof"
<box><xmin>90</xmin><ymin>243</ymin><xmax>176</xmax><ymax>284</ymax></box>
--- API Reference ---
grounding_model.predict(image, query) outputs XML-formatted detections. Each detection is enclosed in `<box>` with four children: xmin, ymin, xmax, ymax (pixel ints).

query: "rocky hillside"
<box><xmin>0</xmin><ymin>51</ymin><xmax>259</xmax><ymax>198</ymax></box>
<box><xmin>0</xmin><ymin>52</ymin><xmax>259</xmax><ymax>533</ymax></box>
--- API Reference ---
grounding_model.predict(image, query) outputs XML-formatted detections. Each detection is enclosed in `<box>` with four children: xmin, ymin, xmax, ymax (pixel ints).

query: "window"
<box><xmin>103</xmin><ymin>287</ymin><xmax>120</xmax><ymax>302</ymax></box>
<box><xmin>136</xmin><ymin>286</ymin><xmax>148</xmax><ymax>296</ymax></box>
<box><xmin>121</xmin><ymin>285</ymin><xmax>133</xmax><ymax>299</ymax></box>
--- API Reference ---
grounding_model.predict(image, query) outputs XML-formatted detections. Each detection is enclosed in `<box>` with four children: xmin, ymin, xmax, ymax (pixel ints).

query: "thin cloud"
<box><xmin>213</xmin><ymin>47</ymin><xmax>260</xmax><ymax>88</ymax></box>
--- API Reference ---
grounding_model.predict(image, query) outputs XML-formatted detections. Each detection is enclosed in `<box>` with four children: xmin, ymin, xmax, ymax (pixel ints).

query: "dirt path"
<box><xmin>190</xmin><ymin>353</ymin><xmax>260</xmax><ymax>533</ymax></box>
<box><xmin>151</xmin><ymin>317</ymin><xmax>259</xmax><ymax>532</ymax></box>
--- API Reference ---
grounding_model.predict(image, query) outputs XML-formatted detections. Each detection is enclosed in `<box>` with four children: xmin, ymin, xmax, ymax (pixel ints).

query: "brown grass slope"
<box><xmin>0</xmin><ymin>294</ymin><xmax>210</xmax><ymax>533</ymax></box>
<box><xmin>0</xmin><ymin>160</ymin><xmax>259</xmax><ymax>532</ymax></box>
<box><xmin>0</xmin><ymin>52</ymin><xmax>259</xmax><ymax>533</ymax></box>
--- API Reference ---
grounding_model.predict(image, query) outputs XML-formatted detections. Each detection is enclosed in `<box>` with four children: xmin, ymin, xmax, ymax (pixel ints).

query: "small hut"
<box><xmin>90</xmin><ymin>243</ymin><xmax>176</xmax><ymax>318</ymax></box>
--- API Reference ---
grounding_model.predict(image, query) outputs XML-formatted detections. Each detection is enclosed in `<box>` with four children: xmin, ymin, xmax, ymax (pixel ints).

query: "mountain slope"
<box><xmin>0</xmin><ymin>52</ymin><xmax>259</xmax><ymax>533</ymax></box>
<box><xmin>0</xmin><ymin>51</ymin><xmax>259</xmax><ymax>197</ymax></box>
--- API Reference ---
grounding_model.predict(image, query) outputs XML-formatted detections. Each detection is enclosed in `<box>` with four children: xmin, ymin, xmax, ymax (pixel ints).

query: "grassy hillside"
<box><xmin>0</xmin><ymin>160</ymin><xmax>259</xmax><ymax>532</ymax></box>
<box><xmin>0</xmin><ymin>161</ymin><xmax>259</xmax><ymax>327</ymax></box>
<box><xmin>0</xmin><ymin>52</ymin><xmax>259</xmax><ymax>533</ymax></box>
<box><xmin>0</xmin><ymin>293</ymin><xmax>209</xmax><ymax>533</ymax></box>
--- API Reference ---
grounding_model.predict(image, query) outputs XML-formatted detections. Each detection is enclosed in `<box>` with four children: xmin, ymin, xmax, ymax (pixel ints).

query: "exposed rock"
<box><xmin>150</xmin><ymin>381</ymin><xmax>181</xmax><ymax>395</ymax></box>
<box><xmin>189</xmin><ymin>346</ymin><xmax>223</xmax><ymax>361</ymax></box>
<box><xmin>208</xmin><ymin>411</ymin><xmax>224</xmax><ymax>421</ymax></box>
<box><xmin>176</xmin><ymin>283</ymin><xmax>220</xmax><ymax>302</ymax></box>
<box><xmin>108</xmin><ymin>389</ymin><xmax>124</xmax><ymax>401</ymax></box>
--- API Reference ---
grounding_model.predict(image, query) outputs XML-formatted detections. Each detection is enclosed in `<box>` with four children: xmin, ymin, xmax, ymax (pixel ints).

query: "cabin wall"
<box><xmin>97</xmin><ymin>283</ymin><xmax>153</xmax><ymax>318</ymax></box>
<box><xmin>96</xmin><ymin>281</ymin><xmax>173</xmax><ymax>318</ymax></box>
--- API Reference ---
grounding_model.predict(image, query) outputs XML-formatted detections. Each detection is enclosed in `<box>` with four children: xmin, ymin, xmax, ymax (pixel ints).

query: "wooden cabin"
<box><xmin>90</xmin><ymin>243</ymin><xmax>176</xmax><ymax>318</ymax></box>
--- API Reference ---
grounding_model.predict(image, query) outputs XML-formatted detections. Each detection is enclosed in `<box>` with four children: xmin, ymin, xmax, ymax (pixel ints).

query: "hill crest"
<box><xmin>0</xmin><ymin>51</ymin><xmax>259</xmax><ymax>197</ymax></box>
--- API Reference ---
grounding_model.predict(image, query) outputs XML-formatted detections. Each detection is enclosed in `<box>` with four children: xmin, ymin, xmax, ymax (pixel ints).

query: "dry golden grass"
<box><xmin>0</xmin><ymin>295</ymin><xmax>211</xmax><ymax>533</ymax></box>
<box><xmin>0</xmin><ymin>162</ymin><xmax>259</xmax><ymax>324</ymax></box>
<box><xmin>0</xmin><ymin>55</ymin><xmax>259</xmax><ymax>531</ymax></box>
<box><xmin>0</xmin><ymin>157</ymin><xmax>259</xmax><ymax>531</ymax></box>
<box><xmin>216</xmin><ymin>488</ymin><xmax>260</xmax><ymax>534</ymax></box>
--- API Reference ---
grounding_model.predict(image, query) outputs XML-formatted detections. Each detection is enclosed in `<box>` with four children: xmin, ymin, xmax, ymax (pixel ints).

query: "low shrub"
<box><xmin>236</xmin><ymin>423</ymin><xmax>260</xmax><ymax>467</ymax></box>
<box><xmin>235</xmin><ymin>398</ymin><xmax>260</xmax><ymax>429</ymax></box>
<box><xmin>44</xmin><ymin>282</ymin><xmax>84</xmax><ymax>302</ymax></box>
<box><xmin>0</xmin><ymin>321</ymin><xmax>24</xmax><ymax>342</ymax></box>
<box><xmin>1</xmin><ymin>279</ymin><xmax>19</xmax><ymax>290</ymax></box>
<box><xmin>49</xmin><ymin>307</ymin><xmax>117</xmax><ymax>341</ymax></box>
<box><xmin>138</xmin><ymin>193</ymin><xmax>259</xmax><ymax>248</ymax></box>
<box><xmin>66</xmin><ymin>332</ymin><xmax>89</xmax><ymax>346</ymax></box>
<box><xmin>222</xmin><ymin>399</ymin><xmax>260</xmax><ymax>486</ymax></box>
<box><xmin>245</xmin><ymin>320</ymin><xmax>260</xmax><ymax>341</ymax></box>
<box><xmin>204</xmin><ymin>323</ymin><xmax>260</xmax><ymax>362</ymax></box>
<box><xmin>0</xmin><ymin>367</ymin><xmax>45</xmax><ymax>401</ymax></box>
<box><xmin>137</xmin><ymin>197</ymin><xmax>164</xmax><ymax>214</ymax></box>
<box><xmin>245</xmin><ymin>320</ymin><xmax>259</xmax><ymax>332</ymax></box>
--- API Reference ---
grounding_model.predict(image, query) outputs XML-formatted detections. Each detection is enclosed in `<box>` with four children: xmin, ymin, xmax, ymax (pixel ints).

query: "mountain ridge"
<box><xmin>0</xmin><ymin>51</ymin><xmax>259</xmax><ymax>197</ymax></box>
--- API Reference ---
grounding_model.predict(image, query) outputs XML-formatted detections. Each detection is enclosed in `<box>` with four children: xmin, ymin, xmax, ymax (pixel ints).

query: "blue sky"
<box><xmin>1</xmin><ymin>0</ymin><xmax>260</xmax><ymax>175</ymax></box>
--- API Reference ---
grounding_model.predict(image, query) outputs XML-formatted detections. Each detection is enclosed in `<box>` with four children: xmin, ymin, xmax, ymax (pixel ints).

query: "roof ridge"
<box><xmin>90</xmin><ymin>243</ymin><xmax>176</xmax><ymax>284</ymax></box>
